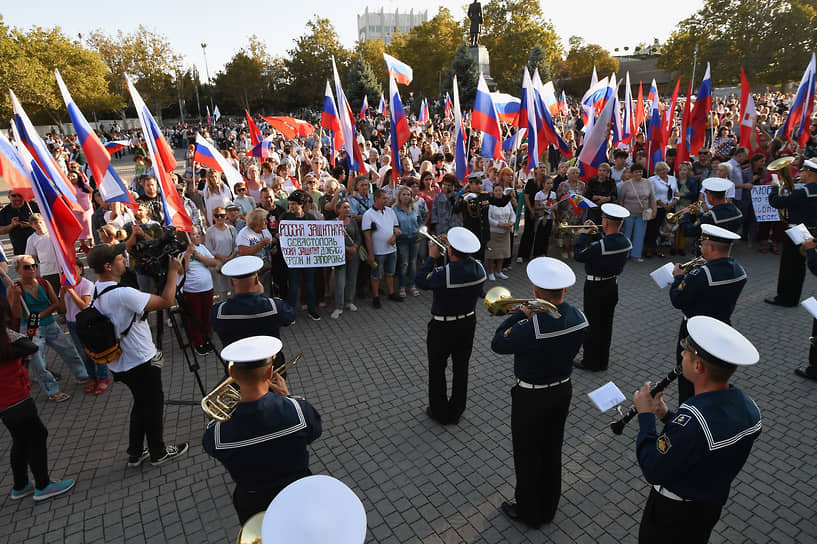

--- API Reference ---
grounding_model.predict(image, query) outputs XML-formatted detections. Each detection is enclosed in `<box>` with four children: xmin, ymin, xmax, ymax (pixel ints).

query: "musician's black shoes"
<box><xmin>500</xmin><ymin>501</ymin><xmax>541</xmax><ymax>528</ymax></box>
<box><xmin>795</xmin><ymin>368</ymin><xmax>817</xmax><ymax>381</ymax></box>
<box><xmin>764</xmin><ymin>297</ymin><xmax>797</xmax><ymax>307</ymax></box>
<box><xmin>573</xmin><ymin>360</ymin><xmax>601</xmax><ymax>371</ymax></box>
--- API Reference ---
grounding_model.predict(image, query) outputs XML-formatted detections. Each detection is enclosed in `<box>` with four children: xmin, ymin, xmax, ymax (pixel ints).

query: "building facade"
<box><xmin>357</xmin><ymin>8</ymin><xmax>427</xmax><ymax>45</ymax></box>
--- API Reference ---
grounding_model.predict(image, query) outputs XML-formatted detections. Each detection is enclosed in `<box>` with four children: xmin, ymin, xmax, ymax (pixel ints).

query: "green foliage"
<box><xmin>658</xmin><ymin>0</ymin><xmax>817</xmax><ymax>85</ymax></box>
<box><xmin>346</xmin><ymin>55</ymin><xmax>382</xmax><ymax>111</ymax></box>
<box><xmin>354</xmin><ymin>39</ymin><xmax>388</xmax><ymax>88</ymax></box>
<box><xmin>448</xmin><ymin>44</ymin><xmax>479</xmax><ymax>109</ymax></box>
<box><xmin>480</xmin><ymin>0</ymin><xmax>563</xmax><ymax>94</ymax></box>
<box><xmin>559</xmin><ymin>37</ymin><xmax>620</xmax><ymax>96</ymax></box>
<box><xmin>0</xmin><ymin>19</ymin><xmax>123</xmax><ymax>124</ymax></box>
<box><xmin>213</xmin><ymin>36</ymin><xmax>286</xmax><ymax>115</ymax></box>
<box><xmin>284</xmin><ymin>16</ymin><xmax>350</xmax><ymax>109</ymax></box>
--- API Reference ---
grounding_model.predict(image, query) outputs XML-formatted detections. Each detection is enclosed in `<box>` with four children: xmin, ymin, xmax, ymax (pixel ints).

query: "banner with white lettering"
<box><xmin>750</xmin><ymin>185</ymin><xmax>781</xmax><ymax>223</ymax></box>
<box><xmin>278</xmin><ymin>220</ymin><xmax>345</xmax><ymax>268</ymax></box>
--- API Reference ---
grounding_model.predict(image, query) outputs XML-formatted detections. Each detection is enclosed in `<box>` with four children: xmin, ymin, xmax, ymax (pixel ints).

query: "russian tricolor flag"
<box><xmin>579</xmin><ymin>92</ymin><xmax>616</xmax><ymax>181</ymax></box>
<box><xmin>540</xmin><ymin>79</ymin><xmax>560</xmax><ymax>116</ymax></box>
<box><xmin>779</xmin><ymin>53</ymin><xmax>816</xmax><ymax>147</ymax></box>
<box><xmin>520</xmin><ymin>67</ymin><xmax>540</xmax><ymax>171</ymax></box>
<box><xmin>559</xmin><ymin>91</ymin><xmax>568</xmax><ymax>114</ymax></box>
<box><xmin>558</xmin><ymin>193</ymin><xmax>598</xmax><ymax>214</ymax></box>
<box><xmin>688</xmin><ymin>63</ymin><xmax>712</xmax><ymax>156</ymax></box>
<box><xmin>377</xmin><ymin>93</ymin><xmax>386</xmax><ymax>116</ymax></box>
<box><xmin>452</xmin><ymin>76</ymin><xmax>468</xmax><ymax>180</ymax></box>
<box><xmin>104</xmin><ymin>140</ymin><xmax>131</xmax><ymax>155</ymax></box>
<box><xmin>193</xmin><ymin>133</ymin><xmax>244</xmax><ymax>192</ymax></box>
<box><xmin>491</xmin><ymin>92</ymin><xmax>521</xmax><ymax>126</ymax></box>
<box><xmin>418</xmin><ymin>98</ymin><xmax>430</xmax><ymax>125</ymax></box>
<box><xmin>581</xmin><ymin>76</ymin><xmax>612</xmax><ymax>130</ymax></box>
<box><xmin>360</xmin><ymin>95</ymin><xmax>369</xmax><ymax>120</ymax></box>
<box><xmin>472</xmin><ymin>74</ymin><xmax>503</xmax><ymax>159</ymax></box>
<box><xmin>444</xmin><ymin>93</ymin><xmax>453</xmax><ymax>120</ymax></box>
<box><xmin>531</xmin><ymin>69</ymin><xmax>572</xmax><ymax>159</ymax></box>
<box><xmin>55</xmin><ymin>70</ymin><xmax>136</xmax><ymax>209</ymax></box>
<box><xmin>389</xmin><ymin>73</ymin><xmax>412</xmax><ymax>181</ymax></box>
<box><xmin>332</xmin><ymin>58</ymin><xmax>366</xmax><ymax>174</ymax></box>
<box><xmin>621</xmin><ymin>72</ymin><xmax>634</xmax><ymax>144</ymax></box>
<box><xmin>10</xmin><ymin>127</ymin><xmax>81</xmax><ymax>287</ymax></box>
<box><xmin>383</xmin><ymin>53</ymin><xmax>413</xmax><ymax>86</ymax></box>
<box><xmin>646</xmin><ymin>85</ymin><xmax>666</xmax><ymax>173</ymax></box>
<box><xmin>0</xmin><ymin>132</ymin><xmax>35</xmax><ymax>200</ymax></box>
<box><xmin>247</xmin><ymin>135</ymin><xmax>275</xmax><ymax>159</ymax></box>
<box><xmin>126</xmin><ymin>76</ymin><xmax>191</xmax><ymax>232</ymax></box>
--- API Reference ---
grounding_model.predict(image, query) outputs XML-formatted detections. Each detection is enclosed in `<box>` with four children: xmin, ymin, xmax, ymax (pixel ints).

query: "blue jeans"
<box><xmin>334</xmin><ymin>257</ymin><xmax>360</xmax><ymax>310</ymax></box>
<box><xmin>288</xmin><ymin>268</ymin><xmax>316</xmax><ymax>312</ymax></box>
<box><xmin>24</xmin><ymin>321</ymin><xmax>87</xmax><ymax>396</ymax></box>
<box><xmin>67</xmin><ymin>321</ymin><xmax>109</xmax><ymax>381</ymax></box>
<box><xmin>622</xmin><ymin>215</ymin><xmax>648</xmax><ymax>259</ymax></box>
<box><xmin>396</xmin><ymin>236</ymin><xmax>418</xmax><ymax>289</ymax></box>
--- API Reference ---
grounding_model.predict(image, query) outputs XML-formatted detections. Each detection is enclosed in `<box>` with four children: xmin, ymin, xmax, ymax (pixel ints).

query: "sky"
<box><xmin>3</xmin><ymin>0</ymin><xmax>704</xmax><ymax>80</ymax></box>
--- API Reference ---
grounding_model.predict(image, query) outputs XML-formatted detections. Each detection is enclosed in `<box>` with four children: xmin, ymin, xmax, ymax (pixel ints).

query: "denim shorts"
<box><xmin>371</xmin><ymin>252</ymin><xmax>397</xmax><ymax>279</ymax></box>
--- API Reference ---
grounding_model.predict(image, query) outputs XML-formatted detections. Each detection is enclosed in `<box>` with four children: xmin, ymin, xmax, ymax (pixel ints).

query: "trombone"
<box><xmin>484</xmin><ymin>286</ymin><xmax>561</xmax><ymax>318</ymax></box>
<box><xmin>666</xmin><ymin>201</ymin><xmax>702</xmax><ymax>223</ymax></box>
<box><xmin>201</xmin><ymin>353</ymin><xmax>303</xmax><ymax>422</ymax></box>
<box><xmin>418</xmin><ymin>225</ymin><xmax>448</xmax><ymax>254</ymax></box>
<box><xmin>558</xmin><ymin>221</ymin><xmax>598</xmax><ymax>234</ymax></box>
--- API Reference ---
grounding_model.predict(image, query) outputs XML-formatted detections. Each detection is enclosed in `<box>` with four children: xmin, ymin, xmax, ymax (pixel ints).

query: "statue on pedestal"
<box><xmin>468</xmin><ymin>1</ymin><xmax>483</xmax><ymax>48</ymax></box>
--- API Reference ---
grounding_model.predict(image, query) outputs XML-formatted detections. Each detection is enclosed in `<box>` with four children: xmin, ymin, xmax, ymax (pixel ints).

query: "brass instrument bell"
<box><xmin>484</xmin><ymin>286</ymin><xmax>561</xmax><ymax>318</ymax></box>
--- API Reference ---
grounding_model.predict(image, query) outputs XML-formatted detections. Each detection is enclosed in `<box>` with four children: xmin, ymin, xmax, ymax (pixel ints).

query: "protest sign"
<box><xmin>278</xmin><ymin>220</ymin><xmax>345</xmax><ymax>268</ymax></box>
<box><xmin>750</xmin><ymin>185</ymin><xmax>781</xmax><ymax>223</ymax></box>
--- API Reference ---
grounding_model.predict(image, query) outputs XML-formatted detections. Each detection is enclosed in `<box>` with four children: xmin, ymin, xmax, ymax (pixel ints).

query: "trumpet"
<box><xmin>680</xmin><ymin>256</ymin><xmax>707</xmax><ymax>271</ymax></box>
<box><xmin>666</xmin><ymin>201</ymin><xmax>702</xmax><ymax>223</ymax></box>
<box><xmin>484</xmin><ymin>286</ymin><xmax>561</xmax><ymax>318</ymax></box>
<box><xmin>558</xmin><ymin>221</ymin><xmax>598</xmax><ymax>234</ymax></box>
<box><xmin>418</xmin><ymin>225</ymin><xmax>448</xmax><ymax>253</ymax></box>
<box><xmin>201</xmin><ymin>353</ymin><xmax>303</xmax><ymax>422</ymax></box>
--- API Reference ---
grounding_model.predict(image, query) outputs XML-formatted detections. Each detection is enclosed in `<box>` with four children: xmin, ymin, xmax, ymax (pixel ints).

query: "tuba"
<box><xmin>767</xmin><ymin>156</ymin><xmax>796</xmax><ymax>197</ymax></box>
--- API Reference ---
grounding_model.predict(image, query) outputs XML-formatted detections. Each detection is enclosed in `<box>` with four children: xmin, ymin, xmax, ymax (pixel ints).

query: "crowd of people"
<box><xmin>1</xmin><ymin>85</ymin><xmax>815</xmax><ymax>542</ymax></box>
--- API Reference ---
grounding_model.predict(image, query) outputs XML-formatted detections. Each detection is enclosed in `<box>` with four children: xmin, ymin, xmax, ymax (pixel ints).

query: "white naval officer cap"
<box><xmin>700</xmin><ymin>223</ymin><xmax>740</xmax><ymax>243</ymax></box>
<box><xmin>446</xmin><ymin>226</ymin><xmax>481</xmax><ymax>254</ymax></box>
<box><xmin>527</xmin><ymin>257</ymin><xmax>576</xmax><ymax>290</ymax></box>
<box><xmin>701</xmin><ymin>177</ymin><xmax>733</xmax><ymax>192</ymax></box>
<box><xmin>466</xmin><ymin>171</ymin><xmax>485</xmax><ymax>182</ymax></box>
<box><xmin>221</xmin><ymin>335</ymin><xmax>282</xmax><ymax>369</ymax></box>
<box><xmin>684</xmin><ymin>316</ymin><xmax>759</xmax><ymax>367</ymax></box>
<box><xmin>601</xmin><ymin>202</ymin><xmax>630</xmax><ymax>220</ymax></box>
<box><xmin>801</xmin><ymin>159</ymin><xmax>817</xmax><ymax>173</ymax></box>
<box><xmin>221</xmin><ymin>255</ymin><xmax>264</xmax><ymax>278</ymax></box>
<box><xmin>261</xmin><ymin>475</ymin><xmax>367</xmax><ymax>544</ymax></box>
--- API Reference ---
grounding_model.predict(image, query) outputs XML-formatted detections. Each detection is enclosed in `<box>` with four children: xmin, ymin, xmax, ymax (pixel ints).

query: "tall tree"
<box><xmin>214</xmin><ymin>36</ymin><xmax>278</xmax><ymax>114</ymax></box>
<box><xmin>559</xmin><ymin>37</ymin><xmax>620</xmax><ymax>95</ymax></box>
<box><xmin>0</xmin><ymin>18</ymin><xmax>122</xmax><ymax>124</ymax></box>
<box><xmin>354</xmin><ymin>38</ymin><xmax>388</xmax><ymax>88</ymax></box>
<box><xmin>447</xmin><ymin>44</ymin><xmax>479</xmax><ymax>109</ymax></box>
<box><xmin>284</xmin><ymin>16</ymin><xmax>350</xmax><ymax>109</ymax></box>
<box><xmin>346</xmin><ymin>55</ymin><xmax>382</xmax><ymax>111</ymax></box>
<box><xmin>479</xmin><ymin>0</ymin><xmax>563</xmax><ymax>93</ymax></box>
<box><xmin>658</xmin><ymin>0</ymin><xmax>817</xmax><ymax>85</ymax></box>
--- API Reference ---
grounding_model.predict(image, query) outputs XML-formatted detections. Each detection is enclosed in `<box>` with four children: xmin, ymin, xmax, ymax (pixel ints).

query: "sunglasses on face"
<box><xmin>236</xmin><ymin>188</ymin><xmax>246</xmax><ymax>192</ymax></box>
<box><xmin>22</xmin><ymin>263</ymin><xmax>38</xmax><ymax>270</ymax></box>
<box><xmin>9</xmin><ymin>194</ymin><xmax>21</xmax><ymax>198</ymax></box>
<box><xmin>214</xmin><ymin>214</ymin><xmax>226</xmax><ymax>219</ymax></box>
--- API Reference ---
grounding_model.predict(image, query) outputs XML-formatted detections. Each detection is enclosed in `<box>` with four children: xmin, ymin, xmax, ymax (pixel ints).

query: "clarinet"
<box><xmin>610</xmin><ymin>366</ymin><xmax>682</xmax><ymax>435</ymax></box>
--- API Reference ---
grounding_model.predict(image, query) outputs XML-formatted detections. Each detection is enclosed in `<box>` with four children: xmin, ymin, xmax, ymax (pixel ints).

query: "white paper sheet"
<box><xmin>786</xmin><ymin>223</ymin><xmax>812</xmax><ymax>245</ymax></box>
<box><xmin>801</xmin><ymin>297</ymin><xmax>817</xmax><ymax>319</ymax></box>
<box><xmin>587</xmin><ymin>381</ymin><xmax>626</xmax><ymax>412</ymax></box>
<box><xmin>650</xmin><ymin>262</ymin><xmax>675</xmax><ymax>289</ymax></box>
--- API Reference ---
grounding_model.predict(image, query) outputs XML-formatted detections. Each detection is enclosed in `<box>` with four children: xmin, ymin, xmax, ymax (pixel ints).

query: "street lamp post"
<box><xmin>201</xmin><ymin>42</ymin><xmax>214</xmax><ymax>110</ymax></box>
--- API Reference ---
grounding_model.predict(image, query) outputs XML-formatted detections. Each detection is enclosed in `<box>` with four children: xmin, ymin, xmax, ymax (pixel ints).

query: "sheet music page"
<box><xmin>588</xmin><ymin>381</ymin><xmax>626</xmax><ymax>412</ymax></box>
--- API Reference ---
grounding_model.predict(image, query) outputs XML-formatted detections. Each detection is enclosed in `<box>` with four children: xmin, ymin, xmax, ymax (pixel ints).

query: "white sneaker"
<box><xmin>330</xmin><ymin>309</ymin><xmax>342</xmax><ymax>319</ymax></box>
<box><xmin>488</xmin><ymin>273</ymin><xmax>496</xmax><ymax>281</ymax></box>
<box><xmin>497</xmin><ymin>272</ymin><xmax>509</xmax><ymax>280</ymax></box>
<box><xmin>346</xmin><ymin>303</ymin><xmax>358</xmax><ymax>312</ymax></box>
<box><xmin>516</xmin><ymin>257</ymin><xmax>523</xmax><ymax>264</ymax></box>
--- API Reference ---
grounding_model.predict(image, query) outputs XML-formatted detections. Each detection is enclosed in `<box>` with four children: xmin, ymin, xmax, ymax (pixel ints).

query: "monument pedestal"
<box><xmin>467</xmin><ymin>46</ymin><xmax>496</xmax><ymax>91</ymax></box>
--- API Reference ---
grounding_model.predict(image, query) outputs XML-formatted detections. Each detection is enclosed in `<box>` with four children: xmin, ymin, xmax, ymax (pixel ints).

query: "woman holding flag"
<box><xmin>555</xmin><ymin>167</ymin><xmax>587</xmax><ymax>260</ymax></box>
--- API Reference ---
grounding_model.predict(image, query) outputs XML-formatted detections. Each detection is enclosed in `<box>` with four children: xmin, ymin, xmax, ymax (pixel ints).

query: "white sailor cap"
<box><xmin>466</xmin><ymin>171</ymin><xmax>485</xmax><ymax>182</ymax></box>
<box><xmin>221</xmin><ymin>255</ymin><xmax>263</xmax><ymax>278</ymax></box>
<box><xmin>527</xmin><ymin>257</ymin><xmax>576</xmax><ymax>289</ymax></box>
<box><xmin>801</xmin><ymin>159</ymin><xmax>817</xmax><ymax>173</ymax></box>
<box><xmin>701</xmin><ymin>177</ymin><xmax>732</xmax><ymax>192</ymax></box>
<box><xmin>463</xmin><ymin>192</ymin><xmax>478</xmax><ymax>201</ymax></box>
<box><xmin>446</xmin><ymin>226</ymin><xmax>481</xmax><ymax>254</ymax></box>
<box><xmin>700</xmin><ymin>223</ymin><xmax>740</xmax><ymax>243</ymax></box>
<box><xmin>684</xmin><ymin>316</ymin><xmax>759</xmax><ymax>367</ymax></box>
<box><xmin>261</xmin><ymin>475</ymin><xmax>367</xmax><ymax>544</ymax></box>
<box><xmin>601</xmin><ymin>202</ymin><xmax>630</xmax><ymax>219</ymax></box>
<box><xmin>220</xmin><ymin>335</ymin><xmax>282</xmax><ymax>369</ymax></box>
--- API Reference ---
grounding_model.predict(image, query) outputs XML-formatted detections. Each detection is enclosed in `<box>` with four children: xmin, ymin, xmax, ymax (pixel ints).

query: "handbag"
<box><xmin>630</xmin><ymin>180</ymin><xmax>654</xmax><ymax>221</ymax></box>
<box><xmin>343</xmin><ymin>224</ymin><xmax>368</xmax><ymax>261</ymax></box>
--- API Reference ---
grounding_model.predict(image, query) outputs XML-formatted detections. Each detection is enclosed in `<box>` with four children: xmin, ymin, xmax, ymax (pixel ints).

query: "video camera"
<box><xmin>131</xmin><ymin>226</ymin><xmax>188</xmax><ymax>282</ymax></box>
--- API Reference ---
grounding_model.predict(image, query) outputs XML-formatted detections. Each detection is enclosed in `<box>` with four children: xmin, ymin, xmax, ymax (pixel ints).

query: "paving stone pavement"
<box><xmin>1</xmin><ymin>156</ymin><xmax>816</xmax><ymax>542</ymax></box>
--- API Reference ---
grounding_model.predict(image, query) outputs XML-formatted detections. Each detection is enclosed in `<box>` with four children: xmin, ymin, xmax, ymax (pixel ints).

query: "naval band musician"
<box><xmin>670</xmin><ymin>224</ymin><xmax>746</xmax><ymax>404</ymax></box>
<box><xmin>766</xmin><ymin>158</ymin><xmax>817</xmax><ymax>307</ymax></box>
<box><xmin>680</xmin><ymin>177</ymin><xmax>742</xmax><ymax>251</ymax></box>
<box><xmin>491</xmin><ymin>257</ymin><xmax>588</xmax><ymax>528</ymax></box>
<box><xmin>202</xmin><ymin>336</ymin><xmax>321</xmax><ymax>525</ymax></box>
<box><xmin>415</xmin><ymin>227</ymin><xmax>486</xmax><ymax>425</ymax></box>
<box><xmin>572</xmin><ymin>203</ymin><xmax>632</xmax><ymax>372</ymax></box>
<box><xmin>795</xmin><ymin>236</ymin><xmax>817</xmax><ymax>381</ymax></box>
<box><xmin>633</xmin><ymin>316</ymin><xmax>761</xmax><ymax>544</ymax></box>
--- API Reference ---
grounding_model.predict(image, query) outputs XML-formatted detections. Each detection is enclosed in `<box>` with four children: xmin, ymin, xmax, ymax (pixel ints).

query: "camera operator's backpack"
<box><xmin>75</xmin><ymin>285</ymin><xmax>136</xmax><ymax>364</ymax></box>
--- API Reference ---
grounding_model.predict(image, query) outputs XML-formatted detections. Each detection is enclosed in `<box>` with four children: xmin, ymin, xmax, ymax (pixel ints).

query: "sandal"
<box><xmin>48</xmin><ymin>392</ymin><xmax>71</xmax><ymax>403</ymax></box>
<box><xmin>76</xmin><ymin>377</ymin><xmax>90</xmax><ymax>386</ymax></box>
<box><xmin>95</xmin><ymin>379</ymin><xmax>111</xmax><ymax>396</ymax></box>
<box><xmin>84</xmin><ymin>379</ymin><xmax>98</xmax><ymax>394</ymax></box>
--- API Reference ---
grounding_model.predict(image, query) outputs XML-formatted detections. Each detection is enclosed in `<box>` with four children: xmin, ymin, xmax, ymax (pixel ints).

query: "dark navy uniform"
<box><xmin>670</xmin><ymin>258</ymin><xmax>746</xmax><ymax>402</ymax></box>
<box><xmin>415</xmin><ymin>256</ymin><xmax>486</xmax><ymax>424</ymax></box>
<box><xmin>573</xmin><ymin>231</ymin><xmax>631</xmax><ymax>370</ymax></box>
<box><xmin>491</xmin><ymin>305</ymin><xmax>588</xmax><ymax>527</ymax></box>
<box><xmin>202</xmin><ymin>392</ymin><xmax>322</xmax><ymax>524</ymax></box>
<box><xmin>454</xmin><ymin>193</ymin><xmax>492</xmax><ymax>261</ymax></box>
<box><xmin>210</xmin><ymin>293</ymin><xmax>295</xmax><ymax>348</ymax></box>
<box><xmin>768</xmin><ymin>183</ymin><xmax>817</xmax><ymax>305</ymax></box>
<box><xmin>680</xmin><ymin>202</ymin><xmax>742</xmax><ymax>247</ymax></box>
<box><xmin>637</xmin><ymin>386</ymin><xmax>761</xmax><ymax>543</ymax></box>
<box><xmin>799</xmin><ymin>247</ymin><xmax>817</xmax><ymax>380</ymax></box>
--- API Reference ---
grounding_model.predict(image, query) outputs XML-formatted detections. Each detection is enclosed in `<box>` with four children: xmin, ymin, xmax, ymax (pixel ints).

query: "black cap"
<box><xmin>87</xmin><ymin>243</ymin><xmax>127</xmax><ymax>273</ymax></box>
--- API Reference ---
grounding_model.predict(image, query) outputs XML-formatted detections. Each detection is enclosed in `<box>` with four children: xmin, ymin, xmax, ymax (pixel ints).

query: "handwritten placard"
<box><xmin>278</xmin><ymin>221</ymin><xmax>345</xmax><ymax>268</ymax></box>
<box><xmin>751</xmin><ymin>185</ymin><xmax>781</xmax><ymax>223</ymax></box>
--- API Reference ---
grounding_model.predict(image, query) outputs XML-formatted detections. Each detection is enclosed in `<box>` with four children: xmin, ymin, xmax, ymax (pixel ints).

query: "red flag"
<box><xmin>634</xmin><ymin>82</ymin><xmax>645</xmax><ymax>134</ymax></box>
<box><xmin>739</xmin><ymin>68</ymin><xmax>760</xmax><ymax>153</ymax></box>
<box><xmin>676</xmin><ymin>81</ymin><xmax>694</xmax><ymax>166</ymax></box>
<box><xmin>261</xmin><ymin>116</ymin><xmax>298</xmax><ymax>140</ymax></box>
<box><xmin>245</xmin><ymin>110</ymin><xmax>263</xmax><ymax>146</ymax></box>
<box><xmin>663</xmin><ymin>77</ymin><xmax>681</xmax><ymax>145</ymax></box>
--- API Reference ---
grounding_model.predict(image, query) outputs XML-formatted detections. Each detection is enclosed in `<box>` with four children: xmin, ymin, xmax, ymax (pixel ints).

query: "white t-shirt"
<box><xmin>182</xmin><ymin>245</ymin><xmax>215</xmax><ymax>293</ymax></box>
<box><xmin>236</xmin><ymin>226</ymin><xmax>273</xmax><ymax>261</ymax></box>
<box><xmin>25</xmin><ymin>233</ymin><xmax>59</xmax><ymax>276</ymax></box>
<box><xmin>362</xmin><ymin>206</ymin><xmax>398</xmax><ymax>255</ymax></box>
<box><xmin>535</xmin><ymin>190</ymin><xmax>556</xmax><ymax>219</ymax></box>
<box><xmin>104</xmin><ymin>208</ymin><xmax>136</xmax><ymax>229</ymax></box>
<box><xmin>92</xmin><ymin>281</ymin><xmax>155</xmax><ymax>373</ymax></box>
<box><xmin>65</xmin><ymin>277</ymin><xmax>94</xmax><ymax>322</ymax></box>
